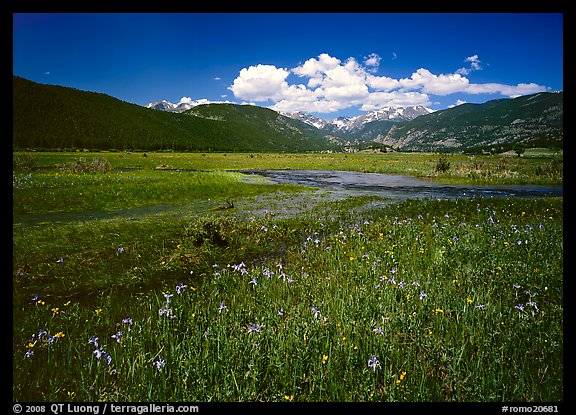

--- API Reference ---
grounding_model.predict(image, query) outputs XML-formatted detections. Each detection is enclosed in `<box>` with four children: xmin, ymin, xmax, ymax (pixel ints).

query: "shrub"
<box><xmin>435</xmin><ymin>156</ymin><xmax>451</xmax><ymax>173</ymax></box>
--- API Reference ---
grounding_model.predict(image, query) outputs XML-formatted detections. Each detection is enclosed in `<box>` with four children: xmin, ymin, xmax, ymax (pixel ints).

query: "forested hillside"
<box><xmin>12</xmin><ymin>77</ymin><xmax>337</xmax><ymax>152</ymax></box>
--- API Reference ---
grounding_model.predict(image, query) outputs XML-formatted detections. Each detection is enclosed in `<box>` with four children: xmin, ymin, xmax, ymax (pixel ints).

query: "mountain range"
<box><xmin>13</xmin><ymin>76</ymin><xmax>562</xmax><ymax>153</ymax></box>
<box><xmin>148</xmin><ymin>98</ymin><xmax>435</xmax><ymax>141</ymax></box>
<box><xmin>147</xmin><ymin>94</ymin><xmax>563</xmax><ymax>152</ymax></box>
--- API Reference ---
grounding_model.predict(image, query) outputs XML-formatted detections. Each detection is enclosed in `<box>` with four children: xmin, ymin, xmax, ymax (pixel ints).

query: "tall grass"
<box><xmin>13</xmin><ymin>150</ymin><xmax>563</xmax><ymax>186</ymax></box>
<box><xmin>13</xmin><ymin>197</ymin><xmax>563</xmax><ymax>402</ymax></box>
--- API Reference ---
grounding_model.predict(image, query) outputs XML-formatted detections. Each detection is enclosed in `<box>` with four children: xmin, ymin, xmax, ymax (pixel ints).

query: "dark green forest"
<box><xmin>12</xmin><ymin>76</ymin><xmax>337</xmax><ymax>152</ymax></box>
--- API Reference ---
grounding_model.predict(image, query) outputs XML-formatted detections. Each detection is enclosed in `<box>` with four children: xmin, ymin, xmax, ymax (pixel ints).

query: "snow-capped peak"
<box><xmin>279</xmin><ymin>105</ymin><xmax>434</xmax><ymax>132</ymax></box>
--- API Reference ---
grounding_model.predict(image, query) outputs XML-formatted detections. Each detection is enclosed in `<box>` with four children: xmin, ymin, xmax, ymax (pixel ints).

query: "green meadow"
<box><xmin>13</xmin><ymin>151</ymin><xmax>563</xmax><ymax>402</ymax></box>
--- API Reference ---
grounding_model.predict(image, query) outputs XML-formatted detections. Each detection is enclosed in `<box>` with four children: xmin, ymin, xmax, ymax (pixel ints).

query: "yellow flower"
<box><xmin>64</xmin><ymin>301</ymin><xmax>71</xmax><ymax>307</ymax></box>
<box><xmin>342</xmin><ymin>336</ymin><xmax>347</xmax><ymax>341</ymax></box>
<box><xmin>95</xmin><ymin>308</ymin><xmax>103</xmax><ymax>314</ymax></box>
<box><xmin>51</xmin><ymin>307</ymin><xmax>60</xmax><ymax>315</ymax></box>
<box><xmin>322</xmin><ymin>355</ymin><xmax>328</xmax><ymax>364</ymax></box>
<box><xmin>54</xmin><ymin>331</ymin><xmax>65</xmax><ymax>338</ymax></box>
<box><xmin>433</xmin><ymin>307</ymin><xmax>444</xmax><ymax>314</ymax></box>
<box><xmin>26</xmin><ymin>341</ymin><xmax>36</xmax><ymax>349</ymax></box>
<box><xmin>396</xmin><ymin>371</ymin><xmax>407</xmax><ymax>385</ymax></box>
<box><xmin>37</xmin><ymin>299</ymin><xmax>45</xmax><ymax>305</ymax></box>
<box><xmin>284</xmin><ymin>394</ymin><xmax>293</xmax><ymax>401</ymax></box>
<box><xmin>466</xmin><ymin>297</ymin><xmax>473</xmax><ymax>304</ymax></box>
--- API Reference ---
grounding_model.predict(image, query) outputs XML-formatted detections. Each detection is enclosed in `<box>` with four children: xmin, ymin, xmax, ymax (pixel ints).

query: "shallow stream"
<box><xmin>13</xmin><ymin>170</ymin><xmax>562</xmax><ymax>226</ymax></box>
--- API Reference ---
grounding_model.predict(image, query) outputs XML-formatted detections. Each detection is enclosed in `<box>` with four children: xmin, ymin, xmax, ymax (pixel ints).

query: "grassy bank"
<box><xmin>14</xmin><ymin>150</ymin><xmax>563</xmax><ymax>186</ymax></box>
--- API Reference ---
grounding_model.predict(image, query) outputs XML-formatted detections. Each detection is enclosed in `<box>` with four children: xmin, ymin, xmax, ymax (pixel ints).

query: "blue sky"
<box><xmin>13</xmin><ymin>13</ymin><xmax>563</xmax><ymax>120</ymax></box>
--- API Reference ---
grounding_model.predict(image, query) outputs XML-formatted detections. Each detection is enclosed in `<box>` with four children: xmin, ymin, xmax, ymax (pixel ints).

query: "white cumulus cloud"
<box><xmin>229</xmin><ymin>64</ymin><xmax>291</xmax><ymax>102</ymax></box>
<box><xmin>228</xmin><ymin>52</ymin><xmax>550</xmax><ymax>114</ymax></box>
<box><xmin>456</xmin><ymin>54</ymin><xmax>483</xmax><ymax>75</ymax></box>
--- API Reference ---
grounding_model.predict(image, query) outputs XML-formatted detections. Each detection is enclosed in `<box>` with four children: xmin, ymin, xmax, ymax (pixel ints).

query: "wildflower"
<box><xmin>175</xmin><ymin>284</ymin><xmax>187</xmax><ymax>294</ymax></box>
<box><xmin>54</xmin><ymin>331</ymin><xmax>65</xmax><ymax>338</ymax></box>
<box><xmin>111</xmin><ymin>331</ymin><xmax>123</xmax><ymax>343</ymax></box>
<box><xmin>419</xmin><ymin>291</ymin><xmax>428</xmax><ymax>301</ymax></box>
<box><xmin>88</xmin><ymin>336</ymin><xmax>99</xmax><ymax>348</ymax></box>
<box><xmin>411</xmin><ymin>281</ymin><xmax>420</xmax><ymax>287</ymax></box>
<box><xmin>26</xmin><ymin>341</ymin><xmax>36</xmax><ymax>349</ymax></box>
<box><xmin>163</xmin><ymin>292</ymin><xmax>174</xmax><ymax>304</ymax></box>
<box><xmin>249</xmin><ymin>277</ymin><xmax>258</xmax><ymax>286</ymax></box>
<box><xmin>95</xmin><ymin>308</ymin><xmax>103</xmax><ymax>315</ymax></box>
<box><xmin>515</xmin><ymin>303</ymin><xmax>525</xmax><ymax>312</ymax></box>
<box><xmin>322</xmin><ymin>354</ymin><xmax>328</xmax><ymax>365</ymax></box>
<box><xmin>526</xmin><ymin>300</ymin><xmax>539</xmax><ymax>311</ymax></box>
<box><xmin>368</xmin><ymin>355</ymin><xmax>381</xmax><ymax>372</ymax></box>
<box><xmin>56</xmin><ymin>258</ymin><xmax>64</xmax><ymax>264</ymax></box>
<box><xmin>154</xmin><ymin>357</ymin><xmax>166</xmax><ymax>371</ymax></box>
<box><xmin>122</xmin><ymin>317</ymin><xmax>133</xmax><ymax>326</ymax></box>
<box><xmin>51</xmin><ymin>307</ymin><xmax>60</xmax><ymax>315</ymax></box>
<box><xmin>158</xmin><ymin>307</ymin><xmax>174</xmax><ymax>318</ymax></box>
<box><xmin>247</xmin><ymin>323</ymin><xmax>263</xmax><ymax>334</ymax></box>
<box><xmin>63</xmin><ymin>300</ymin><xmax>71</xmax><ymax>307</ymax></box>
<box><xmin>475</xmin><ymin>304</ymin><xmax>487</xmax><ymax>309</ymax></box>
<box><xmin>94</xmin><ymin>348</ymin><xmax>112</xmax><ymax>365</ymax></box>
<box><xmin>398</xmin><ymin>280</ymin><xmax>405</xmax><ymax>289</ymax></box>
<box><xmin>117</xmin><ymin>247</ymin><xmax>125</xmax><ymax>254</ymax></box>
<box><xmin>263</xmin><ymin>267</ymin><xmax>274</xmax><ymax>278</ymax></box>
<box><xmin>284</xmin><ymin>394</ymin><xmax>294</xmax><ymax>401</ymax></box>
<box><xmin>38</xmin><ymin>329</ymin><xmax>48</xmax><ymax>338</ymax></box>
<box><xmin>278</xmin><ymin>307</ymin><xmax>284</xmax><ymax>316</ymax></box>
<box><xmin>373</xmin><ymin>326</ymin><xmax>384</xmax><ymax>336</ymax></box>
<box><xmin>311</xmin><ymin>306</ymin><xmax>322</xmax><ymax>318</ymax></box>
<box><xmin>433</xmin><ymin>307</ymin><xmax>444</xmax><ymax>314</ymax></box>
<box><xmin>217</xmin><ymin>301</ymin><xmax>228</xmax><ymax>313</ymax></box>
<box><xmin>396</xmin><ymin>370</ymin><xmax>407</xmax><ymax>385</ymax></box>
<box><xmin>24</xmin><ymin>349</ymin><xmax>34</xmax><ymax>358</ymax></box>
<box><xmin>466</xmin><ymin>297</ymin><xmax>474</xmax><ymax>304</ymax></box>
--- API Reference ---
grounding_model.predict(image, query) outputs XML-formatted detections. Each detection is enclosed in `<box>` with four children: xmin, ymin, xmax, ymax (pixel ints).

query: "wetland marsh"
<box><xmin>13</xmin><ymin>151</ymin><xmax>563</xmax><ymax>402</ymax></box>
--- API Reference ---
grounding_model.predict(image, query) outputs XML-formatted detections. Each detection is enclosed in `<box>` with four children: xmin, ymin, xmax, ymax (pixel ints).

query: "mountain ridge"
<box><xmin>12</xmin><ymin>76</ymin><xmax>339</xmax><ymax>152</ymax></box>
<box><xmin>14</xmin><ymin>76</ymin><xmax>562</xmax><ymax>153</ymax></box>
<box><xmin>376</xmin><ymin>92</ymin><xmax>563</xmax><ymax>152</ymax></box>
